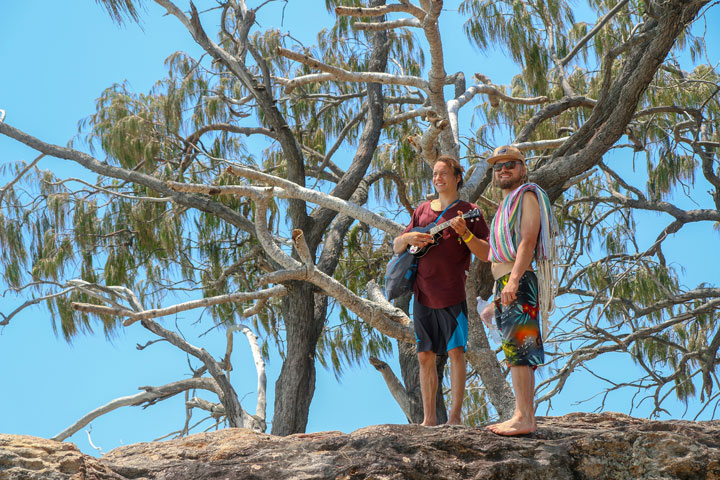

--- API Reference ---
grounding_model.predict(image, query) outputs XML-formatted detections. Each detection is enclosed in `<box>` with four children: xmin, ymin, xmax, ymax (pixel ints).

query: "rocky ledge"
<box><xmin>1</xmin><ymin>412</ymin><xmax>719</xmax><ymax>479</ymax></box>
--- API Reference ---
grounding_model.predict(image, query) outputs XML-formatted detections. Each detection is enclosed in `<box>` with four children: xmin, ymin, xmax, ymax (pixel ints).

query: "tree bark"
<box><xmin>271</xmin><ymin>281</ymin><xmax>323</xmax><ymax>435</ymax></box>
<box><xmin>271</xmin><ymin>0</ymin><xmax>390</xmax><ymax>436</ymax></box>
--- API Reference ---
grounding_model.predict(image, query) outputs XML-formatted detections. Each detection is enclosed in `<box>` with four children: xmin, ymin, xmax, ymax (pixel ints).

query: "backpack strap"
<box><xmin>431</xmin><ymin>199</ymin><xmax>460</xmax><ymax>227</ymax></box>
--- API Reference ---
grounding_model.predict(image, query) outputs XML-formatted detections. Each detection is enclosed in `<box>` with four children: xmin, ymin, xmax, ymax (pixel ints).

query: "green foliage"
<box><xmin>94</xmin><ymin>0</ymin><xmax>143</xmax><ymax>25</ymax></box>
<box><xmin>646</xmin><ymin>148</ymin><xmax>697</xmax><ymax>201</ymax></box>
<box><xmin>317</xmin><ymin>223</ymin><xmax>394</xmax><ymax>375</ymax></box>
<box><xmin>2</xmin><ymin>0</ymin><xmax>718</xmax><ymax>426</ymax></box>
<box><xmin>460</xmin><ymin>0</ymin><xmax>574</xmax><ymax>95</ymax></box>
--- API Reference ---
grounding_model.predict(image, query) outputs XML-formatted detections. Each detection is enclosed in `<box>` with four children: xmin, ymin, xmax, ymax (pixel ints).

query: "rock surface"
<box><xmin>0</xmin><ymin>434</ymin><xmax>121</xmax><ymax>480</ymax></box>
<box><xmin>1</xmin><ymin>413</ymin><xmax>719</xmax><ymax>479</ymax></box>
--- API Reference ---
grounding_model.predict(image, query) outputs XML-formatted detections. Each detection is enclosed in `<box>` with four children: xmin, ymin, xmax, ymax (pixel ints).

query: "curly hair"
<box><xmin>434</xmin><ymin>155</ymin><xmax>465</xmax><ymax>190</ymax></box>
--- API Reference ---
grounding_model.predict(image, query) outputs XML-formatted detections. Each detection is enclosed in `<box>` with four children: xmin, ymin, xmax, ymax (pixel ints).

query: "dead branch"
<box><xmin>335</xmin><ymin>3</ymin><xmax>427</xmax><ymax>20</ymax></box>
<box><xmin>369</xmin><ymin>356</ymin><xmax>417</xmax><ymax>421</ymax></box>
<box><xmin>52</xmin><ymin>377</ymin><xmax>220</xmax><ymax>441</ymax></box>
<box><xmin>353</xmin><ymin>18</ymin><xmax>422</xmax><ymax>31</ymax></box>
<box><xmin>72</xmin><ymin>285</ymin><xmax>287</xmax><ymax>326</ymax></box>
<box><xmin>276</xmin><ymin>47</ymin><xmax>429</xmax><ymax>92</ymax></box>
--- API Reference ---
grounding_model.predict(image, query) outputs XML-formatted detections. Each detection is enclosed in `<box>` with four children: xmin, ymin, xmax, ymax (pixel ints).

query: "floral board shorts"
<box><xmin>494</xmin><ymin>271</ymin><xmax>544</xmax><ymax>368</ymax></box>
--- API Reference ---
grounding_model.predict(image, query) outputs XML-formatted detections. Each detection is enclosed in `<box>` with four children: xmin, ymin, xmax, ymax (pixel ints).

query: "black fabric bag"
<box><xmin>384</xmin><ymin>250</ymin><xmax>418</xmax><ymax>300</ymax></box>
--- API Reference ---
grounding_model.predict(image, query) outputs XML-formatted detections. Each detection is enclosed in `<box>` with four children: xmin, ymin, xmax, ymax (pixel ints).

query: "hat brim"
<box><xmin>487</xmin><ymin>154</ymin><xmax>525</xmax><ymax>165</ymax></box>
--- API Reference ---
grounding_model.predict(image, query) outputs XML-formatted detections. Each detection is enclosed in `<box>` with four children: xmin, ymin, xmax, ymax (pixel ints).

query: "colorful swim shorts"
<box><xmin>494</xmin><ymin>271</ymin><xmax>544</xmax><ymax>367</ymax></box>
<box><xmin>413</xmin><ymin>298</ymin><xmax>468</xmax><ymax>355</ymax></box>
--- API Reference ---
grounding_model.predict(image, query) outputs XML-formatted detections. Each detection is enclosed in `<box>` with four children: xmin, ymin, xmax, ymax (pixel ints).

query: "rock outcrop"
<box><xmin>1</xmin><ymin>413</ymin><xmax>719</xmax><ymax>479</ymax></box>
<box><xmin>0</xmin><ymin>434</ymin><xmax>122</xmax><ymax>480</ymax></box>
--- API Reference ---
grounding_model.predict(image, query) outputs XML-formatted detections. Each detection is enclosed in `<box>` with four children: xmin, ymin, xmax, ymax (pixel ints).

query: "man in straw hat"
<box><xmin>483</xmin><ymin>145</ymin><xmax>558</xmax><ymax>436</ymax></box>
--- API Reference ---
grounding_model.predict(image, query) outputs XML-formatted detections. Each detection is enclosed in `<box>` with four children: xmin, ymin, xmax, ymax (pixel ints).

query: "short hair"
<box><xmin>434</xmin><ymin>155</ymin><xmax>465</xmax><ymax>190</ymax></box>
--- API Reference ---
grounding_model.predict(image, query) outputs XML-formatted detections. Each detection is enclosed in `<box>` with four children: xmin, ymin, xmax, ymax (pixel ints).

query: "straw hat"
<box><xmin>487</xmin><ymin>145</ymin><xmax>525</xmax><ymax>165</ymax></box>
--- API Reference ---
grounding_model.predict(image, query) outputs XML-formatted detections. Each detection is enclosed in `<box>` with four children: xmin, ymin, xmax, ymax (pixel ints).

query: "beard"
<box><xmin>496</xmin><ymin>175</ymin><xmax>523</xmax><ymax>190</ymax></box>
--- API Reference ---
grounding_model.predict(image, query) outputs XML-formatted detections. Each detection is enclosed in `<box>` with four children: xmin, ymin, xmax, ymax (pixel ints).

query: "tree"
<box><xmin>1</xmin><ymin>0</ymin><xmax>718</xmax><ymax>442</ymax></box>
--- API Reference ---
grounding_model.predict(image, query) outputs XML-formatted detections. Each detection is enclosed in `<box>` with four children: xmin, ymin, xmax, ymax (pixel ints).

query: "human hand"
<box><xmin>500</xmin><ymin>278</ymin><xmax>519</xmax><ymax>306</ymax></box>
<box><xmin>450</xmin><ymin>210</ymin><xmax>467</xmax><ymax>236</ymax></box>
<box><xmin>405</xmin><ymin>231</ymin><xmax>433</xmax><ymax>247</ymax></box>
<box><xmin>479</xmin><ymin>303</ymin><xmax>495</xmax><ymax>328</ymax></box>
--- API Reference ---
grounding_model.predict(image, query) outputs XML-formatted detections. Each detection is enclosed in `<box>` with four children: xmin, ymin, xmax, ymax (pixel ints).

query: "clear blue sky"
<box><xmin>1</xmin><ymin>1</ymin><xmax>718</xmax><ymax>457</ymax></box>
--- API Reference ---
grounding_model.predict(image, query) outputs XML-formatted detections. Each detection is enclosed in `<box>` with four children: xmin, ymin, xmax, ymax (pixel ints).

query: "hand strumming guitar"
<box><xmin>393</xmin><ymin>230</ymin><xmax>433</xmax><ymax>254</ymax></box>
<box><xmin>406</xmin><ymin>231</ymin><xmax>433</xmax><ymax>247</ymax></box>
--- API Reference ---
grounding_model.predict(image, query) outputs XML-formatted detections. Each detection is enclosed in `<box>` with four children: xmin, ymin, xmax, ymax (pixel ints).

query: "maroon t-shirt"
<box><xmin>403</xmin><ymin>200</ymin><xmax>489</xmax><ymax>309</ymax></box>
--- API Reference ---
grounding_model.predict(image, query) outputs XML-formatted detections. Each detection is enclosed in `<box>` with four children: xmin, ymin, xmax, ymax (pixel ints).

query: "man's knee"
<box><xmin>417</xmin><ymin>350</ymin><xmax>436</xmax><ymax>366</ymax></box>
<box><xmin>447</xmin><ymin>346</ymin><xmax>465</xmax><ymax>361</ymax></box>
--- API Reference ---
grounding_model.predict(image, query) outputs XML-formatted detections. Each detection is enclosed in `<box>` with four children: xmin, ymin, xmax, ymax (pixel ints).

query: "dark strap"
<box><xmin>431</xmin><ymin>199</ymin><xmax>460</xmax><ymax>227</ymax></box>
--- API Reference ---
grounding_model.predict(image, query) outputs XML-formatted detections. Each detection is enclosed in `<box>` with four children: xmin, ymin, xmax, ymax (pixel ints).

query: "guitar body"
<box><xmin>406</xmin><ymin>226</ymin><xmax>441</xmax><ymax>258</ymax></box>
<box><xmin>406</xmin><ymin>208</ymin><xmax>483</xmax><ymax>258</ymax></box>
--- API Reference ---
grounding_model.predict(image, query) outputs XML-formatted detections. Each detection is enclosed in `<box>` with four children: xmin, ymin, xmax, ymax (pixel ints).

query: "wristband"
<box><xmin>462</xmin><ymin>231</ymin><xmax>474</xmax><ymax>243</ymax></box>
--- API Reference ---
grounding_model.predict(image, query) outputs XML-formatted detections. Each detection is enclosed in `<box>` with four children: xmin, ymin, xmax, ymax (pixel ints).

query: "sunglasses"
<box><xmin>492</xmin><ymin>160</ymin><xmax>522</xmax><ymax>171</ymax></box>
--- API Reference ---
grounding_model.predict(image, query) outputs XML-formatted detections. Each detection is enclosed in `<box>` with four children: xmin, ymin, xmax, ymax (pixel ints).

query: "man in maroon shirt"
<box><xmin>393</xmin><ymin>155</ymin><xmax>490</xmax><ymax>426</ymax></box>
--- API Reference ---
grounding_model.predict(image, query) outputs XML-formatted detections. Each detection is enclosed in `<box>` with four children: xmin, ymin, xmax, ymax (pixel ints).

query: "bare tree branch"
<box><xmin>0</xmin><ymin>121</ymin><xmax>256</xmax><ymax>234</ymax></box>
<box><xmin>448</xmin><ymin>79</ymin><xmax>549</xmax><ymax>145</ymax></box>
<box><xmin>353</xmin><ymin>18</ymin><xmax>422</xmax><ymax>31</ymax></box>
<box><xmin>369</xmin><ymin>356</ymin><xmax>418</xmax><ymax>421</ymax></box>
<box><xmin>52</xmin><ymin>377</ymin><xmax>220</xmax><ymax>441</ymax></box>
<box><xmin>72</xmin><ymin>285</ymin><xmax>287</xmax><ymax>326</ymax></box>
<box><xmin>560</xmin><ymin>0</ymin><xmax>631</xmax><ymax>66</ymax></box>
<box><xmin>276</xmin><ymin>47</ymin><xmax>429</xmax><ymax>91</ymax></box>
<box><xmin>0</xmin><ymin>153</ymin><xmax>44</xmax><ymax>205</ymax></box>
<box><xmin>226</xmin><ymin>324</ymin><xmax>267</xmax><ymax>421</ymax></box>
<box><xmin>169</xmin><ymin>165</ymin><xmax>404</xmax><ymax>235</ymax></box>
<box><xmin>335</xmin><ymin>3</ymin><xmax>427</xmax><ymax>20</ymax></box>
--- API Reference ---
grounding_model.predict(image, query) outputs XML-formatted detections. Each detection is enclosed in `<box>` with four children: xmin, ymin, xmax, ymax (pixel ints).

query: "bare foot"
<box><xmin>445</xmin><ymin>415</ymin><xmax>463</xmax><ymax>426</ymax></box>
<box><xmin>420</xmin><ymin>420</ymin><xmax>437</xmax><ymax>427</ymax></box>
<box><xmin>486</xmin><ymin>416</ymin><xmax>536</xmax><ymax>436</ymax></box>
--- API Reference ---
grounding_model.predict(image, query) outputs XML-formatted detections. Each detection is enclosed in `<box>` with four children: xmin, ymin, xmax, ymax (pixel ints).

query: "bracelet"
<box><xmin>462</xmin><ymin>231</ymin><xmax>474</xmax><ymax>243</ymax></box>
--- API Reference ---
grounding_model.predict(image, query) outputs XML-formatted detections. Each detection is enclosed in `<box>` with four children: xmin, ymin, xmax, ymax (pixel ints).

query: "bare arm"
<box><xmin>464</xmin><ymin>236</ymin><xmax>490</xmax><ymax>261</ymax></box>
<box><xmin>500</xmin><ymin>193</ymin><xmax>541</xmax><ymax>306</ymax></box>
<box><xmin>449</xmin><ymin>210</ymin><xmax>490</xmax><ymax>260</ymax></box>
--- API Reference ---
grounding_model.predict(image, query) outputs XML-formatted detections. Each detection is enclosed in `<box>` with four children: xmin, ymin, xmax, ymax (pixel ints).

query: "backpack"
<box><xmin>384</xmin><ymin>250</ymin><xmax>418</xmax><ymax>300</ymax></box>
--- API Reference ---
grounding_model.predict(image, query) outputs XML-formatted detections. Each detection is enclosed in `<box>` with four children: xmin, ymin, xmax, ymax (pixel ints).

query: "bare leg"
<box><xmin>417</xmin><ymin>350</ymin><xmax>438</xmax><ymax>426</ymax></box>
<box><xmin>530</xmin><ymin>367</ymin><xmax>536</xmax><ymax>430</ymax></box>
<box><xmin>487</xmin><ymin>365</ymin><xmax>536</xmax><ymax>435</ymax></box>
<box><xmin>446</xmin><ymin>347</ymin><xmax>465</xmax><ymax>425</ymax></box>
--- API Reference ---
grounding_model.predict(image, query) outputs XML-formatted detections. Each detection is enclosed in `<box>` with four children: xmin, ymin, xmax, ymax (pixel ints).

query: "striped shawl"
<box><xmin>489</xmin><ymin>183</ymin><xmax>558</xmax><ymax>340</ymax></box>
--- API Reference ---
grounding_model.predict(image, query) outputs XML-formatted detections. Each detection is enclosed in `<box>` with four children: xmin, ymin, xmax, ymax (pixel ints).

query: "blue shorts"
<box><xmin>413</xmin><ymin>298</ymin><xmax>468</xmax><ymax>355</ymax></box>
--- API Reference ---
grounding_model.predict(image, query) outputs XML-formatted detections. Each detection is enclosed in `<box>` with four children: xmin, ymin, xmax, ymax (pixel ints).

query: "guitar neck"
<box><xmin>429</xmin><ymin>213</ymin><xmax>469</xmax><ymax>235</ymax></box>
<box><xmin>429</xmin><ymin>221</ymin><xmax>451</xmax><ymax>235</ymax></box>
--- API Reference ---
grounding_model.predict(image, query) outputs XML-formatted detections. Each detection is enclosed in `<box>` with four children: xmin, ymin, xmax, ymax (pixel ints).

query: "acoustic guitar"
<box><xmin>407</xmin><ymin>208</ymin><xmax>483</xmax><ymax>258</ymax></box>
